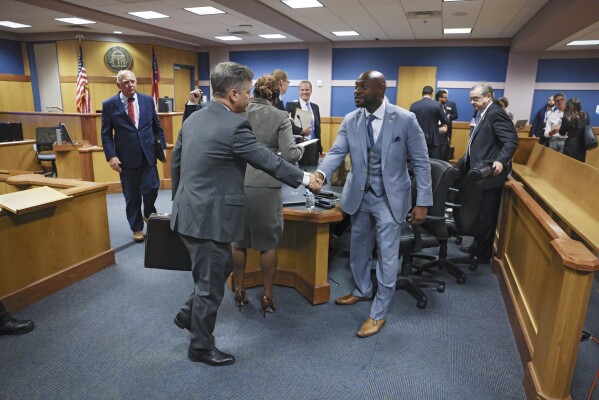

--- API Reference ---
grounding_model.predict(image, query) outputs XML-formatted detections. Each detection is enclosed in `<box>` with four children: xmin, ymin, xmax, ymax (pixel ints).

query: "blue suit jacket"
<box><xmin>319</xmin><ymin>103</ymin><xmax>433</xmax><ymax>223</ymax></box>
<box><xmin>101</xmin><ymin>92</ymin><xmax>166</xmax><ymax>169</ymax></box>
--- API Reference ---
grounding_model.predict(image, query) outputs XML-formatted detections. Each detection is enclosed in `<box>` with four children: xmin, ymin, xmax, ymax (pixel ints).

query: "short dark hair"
<box><xmin>553</xmin><ymin>92</ymin><xmax>566</xmax><ymax>100</ymax></box>
<box><xmin>211</xmin><ymin>62</ymin><xmax>254</xmax><ymax>98</ymax></box>
<box><xmin>422</xmin><ymin>86</ymin><xmax>434</xmax><ymax>96</ymax></box>
<box><xmin>435</xmin><ymin>89</ymin><xmax>448</xmax><ymax>101</ymax></box>
<box><xmin>299</xmin><ymin>80</ymin><xmax>312</xmax><ymax>89</ymax></box>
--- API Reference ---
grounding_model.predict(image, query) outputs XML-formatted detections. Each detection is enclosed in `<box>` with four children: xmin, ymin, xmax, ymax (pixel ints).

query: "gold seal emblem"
<box><xmin>104</xmin><ymin>46</ymin><xmax>133</xmax><ymax>72</ymax></box>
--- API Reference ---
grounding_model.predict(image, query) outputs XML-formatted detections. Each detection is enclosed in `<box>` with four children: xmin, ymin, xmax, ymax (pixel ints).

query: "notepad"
<box><xmin>297</xmin><ymin>138</ymin><xmax>319</xmax><ymax>148</ymax></box>
<box><xmin>0</xmin><ymin>186</ymin><xmax>70</xmax><ymax>215</ymax></box>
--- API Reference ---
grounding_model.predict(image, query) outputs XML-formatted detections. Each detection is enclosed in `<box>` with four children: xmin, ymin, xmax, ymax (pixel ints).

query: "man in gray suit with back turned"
<box><xmin>170</xmin><ymin>62</ymin><xmax>320</xmax><ymax>366</ymax></box>
<box><xmin>316</xmin><ymin>71</ymin><xmax>433</xmax><ymax>338</ymax></box>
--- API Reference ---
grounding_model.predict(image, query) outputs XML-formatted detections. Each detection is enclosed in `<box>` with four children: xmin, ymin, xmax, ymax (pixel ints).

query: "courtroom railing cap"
<box><xmin>6</xmin><ymin>174</ymin><xmax>109</xmax><ymax>198</ymax></box>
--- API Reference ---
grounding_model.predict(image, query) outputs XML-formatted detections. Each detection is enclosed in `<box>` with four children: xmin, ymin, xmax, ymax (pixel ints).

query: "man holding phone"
<box><xmin>183</xmin><ymin>88</ymin><xmax>207</xmax><ymax>121</ymax></box>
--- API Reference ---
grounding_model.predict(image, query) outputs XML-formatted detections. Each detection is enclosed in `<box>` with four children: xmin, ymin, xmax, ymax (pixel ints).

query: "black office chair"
<box><xmin>446</xmin><ymin>159</ymin><xmax>492</xmax><ymax>271</ymax></box>
<box><xmin>35</xmin><ymin>127</ymin><xmax>58</xmax><ymax>177</ymax></box>
<box><xmin>407</xmin><ymin>159</ymin><xmax>467</xmax><ymax>284</ymax></box>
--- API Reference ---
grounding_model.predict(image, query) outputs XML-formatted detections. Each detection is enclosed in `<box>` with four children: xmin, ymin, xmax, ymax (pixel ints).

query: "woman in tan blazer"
<box><xmin>231</xmin><ymin>75</ymin><xmax>304</xmax><ymax>316</ymax></box>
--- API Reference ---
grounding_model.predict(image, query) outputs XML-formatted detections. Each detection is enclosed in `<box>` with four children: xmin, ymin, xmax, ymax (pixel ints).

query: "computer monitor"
<box><xmin>57</xmin><ymin>123</ymin><xmax>74</xmax><ymax>144</ymax></box>
<box><xmin>158</xmin><ymin>97</ymin><xmax>174</xmax><ymax>113</ymax></box>
<box><xmin>0</xmin><ymin>122</ymin><xmax>24</xmax><ymax>143</ymax></box>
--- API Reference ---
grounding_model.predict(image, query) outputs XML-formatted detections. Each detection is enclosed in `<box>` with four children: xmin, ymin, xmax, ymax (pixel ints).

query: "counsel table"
<box><xmin>228</xmin><ymin>203</ymin><xmax>343</xmax><ymax>305</ymax></box>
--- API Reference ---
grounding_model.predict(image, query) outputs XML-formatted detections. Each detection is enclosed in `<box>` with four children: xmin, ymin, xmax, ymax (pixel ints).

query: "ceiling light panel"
<box><xmin>332</xmin><ymin>31</ymin><xmax>359</xmax><ymax>37</ymax></box>
<box><xmin>55</xmin><ymin>17</ymin><xmax>96</xmax><ymax>25</ymax></box>
<box><xmin>128</xmin><ymin>11</ymin><xmax>170</xmax><ymax>19</ymax></box>
<box><xmin>184</xmin><ymin>7</ymin><xmax>226</xmax><ymax>15</ymax></box>
<box><xmin>444</xmin><ymin>28</ymin><xmax>472</xmax><ymax>34</ymax></box>
<box><xmin>259</xmin><ymin>34</ymin><xmax>287</xmax><ymax>39</ymax></box>
<box><xmin>215</xmin><ymin>36</ymin><xmax>242</xmax><ymax>41</ymax></box>
<box><xmin>567</xmin><ymin>40</ymin><xmax>599</xmax><ymax>46</ymax></box>
<box><xmin>282</xmin><ymin>0</ymin><xmax>324</xmax><ymax>9</ymax></box>
<box><xmin>0</xmin><ymin>21</ymin><xmax>31</xmax><ymax>28</ymax></box>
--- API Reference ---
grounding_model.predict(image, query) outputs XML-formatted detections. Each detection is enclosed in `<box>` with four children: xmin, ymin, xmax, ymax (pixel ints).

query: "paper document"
<box><xmin>293</xmin><ymin>108</ymin><xmax>313</xmax><ymax>129</ymax></box>
<box><xmin>297</xmin><ymin>138</ymin><xmax>319</xmax><ymax>148</ymax></box>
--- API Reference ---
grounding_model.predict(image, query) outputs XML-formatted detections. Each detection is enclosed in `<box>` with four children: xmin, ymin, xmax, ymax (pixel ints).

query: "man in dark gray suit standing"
<box><xmin>410</xmin><ymin>86</ymin><xmax>448</xmax><ymax>159</ymax></box>
<box><xmin>170</xmin><ymin>62</ymin><xmax>320</xmax><ymax>366</ymax></box>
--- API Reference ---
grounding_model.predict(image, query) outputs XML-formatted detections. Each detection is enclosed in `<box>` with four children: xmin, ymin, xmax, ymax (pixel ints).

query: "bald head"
<box><xmin>354</xmin><ymin>70</ymin><xmax>386</xmax><ymax>112</ymax></box>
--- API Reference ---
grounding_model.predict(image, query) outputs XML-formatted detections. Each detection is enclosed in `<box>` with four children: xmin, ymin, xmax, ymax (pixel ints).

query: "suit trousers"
<box><xmin>472</xmin><ymin>185</ymin><xmax>504</xmax><ymax>260</ymax></box>
<box><xmin>178</xmin><ymin>234</ymin><xmax>233</xmax><ymax>351</ymax></box>
<box><xmin>428</xmin><ymin>144</ymin><xmax>441</xmax><ymax>160</ymax></box>
<box><xmin>349</xmin><ymin>190</ymin><xmax>401</xmax><ymax>320</ymax></box>
<box><xmin>119</xmin><ymin>155</ymin><xmax>160</xmax><ymax>232</ymax></box>
<box><xmin>0</xmin><ymin>301</ymin><xmax>10</xmax><ymax>324</ymax></box>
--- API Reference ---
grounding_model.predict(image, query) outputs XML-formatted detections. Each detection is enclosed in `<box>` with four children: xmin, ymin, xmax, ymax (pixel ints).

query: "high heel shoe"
<box><xmin>234</xmin><ymin>289</ymin><xmax>248</xmax><ymax>311</ymax></box>
<box><xmin>260</xmin><ymin>295</ymin><xmax>276</xmax><ymax>318</ymax></box>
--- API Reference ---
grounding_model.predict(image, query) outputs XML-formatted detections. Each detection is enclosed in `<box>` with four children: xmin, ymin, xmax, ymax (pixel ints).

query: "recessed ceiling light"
<box><xmin>332</xmin><ymin>31</ymin><xmax>359</xmax><ymax>37</ymax></box>
<box><xmin>259</xmin><ymin>34</ymin><xmax>287</xmax><ymax>39</ymax></box>
<box><xmin>55</xmin><ymin>17</ymin><xmax>96</xmax><ymax>25</ymax></box>
<box><xmin>0</xmin><ymin>21</ymin><xmax>31</xmax><ymax>28</ymax></box>
<box><xmin>128</xmin><ymin>11</ymin><xmax>169</xmax><ymax>20</ymax></box>
<box><xmin>443</xmin><ymin>0</ymin><xmax>469</xmax><ymax>2</ymax></box>
<box><xmin>114</xmin><ymin>31</ymin><xmax>122</xmax><ymax>34</ymax></box>
<box><xmin>282</xmin><ymin>0</ymin><xmax>324</xmax><ymax>9</ymax></box>
<box><xmin>444</xmin><ymin>28</ymin><xmax>472</xmax><ymax>34</ymax></box>
<box><xmin>215</xmin><ymin>36</ymin><xmax>242</xmax><ymax>41</ymax></box>
<box><xmin>184</xmin><ymin>7</ymin><xmax>226</xmax><ymax>15</ymax></box>
<box><xmin>567</xmin><ymin>40</ymin><xmax>599</xmax><ymax>46</ymax></box>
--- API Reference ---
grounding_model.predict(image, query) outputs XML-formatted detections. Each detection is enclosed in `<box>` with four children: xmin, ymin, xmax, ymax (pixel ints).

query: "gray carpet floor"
<box><xmin>1</xmin><ymin>188</ymin><xmax>597</xmax><ymax>400</ymax></box>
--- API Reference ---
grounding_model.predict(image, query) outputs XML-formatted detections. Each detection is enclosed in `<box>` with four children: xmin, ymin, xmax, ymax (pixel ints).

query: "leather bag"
<box><xmin>155</xmin><ymin>136</ymin><xmax>166</xmax><ymax>162</ymax></box>
<box><xmin>584</xmin><ymin>123</ymin><xmax>598</xmax><ymax>150</ymax></box>
<box><xmin>144</xmin><ymin>213</ymin><xmax>191</xmax><ymax>271</ymax></box>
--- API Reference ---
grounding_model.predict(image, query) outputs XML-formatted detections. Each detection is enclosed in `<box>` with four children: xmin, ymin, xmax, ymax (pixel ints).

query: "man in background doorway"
<box><xmin>410</xmin><ymin>86</ymin><xmax>448</xmax><ymax>159</ymax></box>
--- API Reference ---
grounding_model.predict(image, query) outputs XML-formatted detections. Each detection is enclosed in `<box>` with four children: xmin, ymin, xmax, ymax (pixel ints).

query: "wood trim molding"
<box><xmin>0</xmin><ymin>73</ymin><xmax>31</xmax><ymax>82</ymax></box>
<box><xmin>1</xmin><ymin>250</ymin><xmax>115</xmax><ymax>313</ymax></box>
<box><xmin>61</xmin><ymin>76</ymin><xmax>175</xmax><ymax>85</ymax></box>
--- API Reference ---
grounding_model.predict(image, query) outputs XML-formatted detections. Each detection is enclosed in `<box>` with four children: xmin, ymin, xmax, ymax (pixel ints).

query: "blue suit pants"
<box><xmin>119</xmin><ymin>155</ymin><xmax>160</xmax><ymax>232</ymax></box>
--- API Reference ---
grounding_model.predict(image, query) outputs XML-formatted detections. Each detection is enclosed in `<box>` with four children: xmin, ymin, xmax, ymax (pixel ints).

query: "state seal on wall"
<box><xmin>104</xmin><ymin>46</ymin><xmax>133</xmax><ymax>72</ymax></box>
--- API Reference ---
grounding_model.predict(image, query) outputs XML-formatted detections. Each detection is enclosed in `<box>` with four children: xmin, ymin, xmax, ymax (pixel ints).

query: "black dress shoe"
<box><xmin>459</xmin><ymin>245</ymin><xmax>475</xmax><ymax>254</ymax></box>
<box><xmin>174</xmin><ymin>312</ymin><xmax>191</xmax><ymax>332</ymax></box>
<box><xmin>452</xmin><ymin>255</ymin><xmax>490</xmax><ymax>265</ymax></box>
<box><xmin>188</xmin><ymin>348</ymin><xmax>235</xmax><ymax>366</ymax></box>
<box><xmin>0</xmin><ymin>318</ymin><xmax>34</xmax><ymax>335</ymax></box>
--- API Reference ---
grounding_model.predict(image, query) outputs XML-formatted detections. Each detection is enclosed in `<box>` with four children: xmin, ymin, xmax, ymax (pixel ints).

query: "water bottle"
<box><xmin>305</xmin><ymin>189</ymin><xmax>315</xmax><ymax>212</ymax></box>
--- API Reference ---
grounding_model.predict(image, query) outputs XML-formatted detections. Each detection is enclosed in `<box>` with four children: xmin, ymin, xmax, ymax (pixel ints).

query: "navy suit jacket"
<box><xmin>285</xmin><ymin>100</ymin><xmax>322</xmax><ymax>153</ymax></box>
<box><xmin>101</xmin><ymin>92</ymin><xmax>166</xmax><ymax>169</ymax></box>
<box><xmin>409</xmin><ymin>97</ymin><xmax>447</xmax><ymax>146</ymax></box>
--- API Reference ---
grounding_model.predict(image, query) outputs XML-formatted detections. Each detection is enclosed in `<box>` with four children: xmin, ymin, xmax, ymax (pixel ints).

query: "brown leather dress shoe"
<box><xmin>335</xmin><ymin>293</ymin><xmax>371</xmax><ymax>305</ymax></box>
<box><xmin>133</xmin><ymin>231</ymin><xmax>144</xmax><ymax>242</ymax></box>
<box><xmin>357</xmin><ymin>317</ymin><xmax>386</xmax><ymax>338</ymax></box>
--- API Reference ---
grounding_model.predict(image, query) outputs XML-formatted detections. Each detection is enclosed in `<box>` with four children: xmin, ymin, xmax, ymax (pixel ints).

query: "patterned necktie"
<box><xmin>467</xmin><ymin>112</ymin><xmax>481</xmax><ymax>159</ymax></box>
<box><xmin>127</xmin><ymin>97</ymin><xmax>135</xmax><ymax>126</ymax></box>
<box><xmin>367</xmin><ymin>114</ymin><xmax>376</xmax><ymax>148</ymax></box>
<box><xmin>305</xmin><ymin>102</ymin><xmax>314</xmax><ymax>139</ymax></box>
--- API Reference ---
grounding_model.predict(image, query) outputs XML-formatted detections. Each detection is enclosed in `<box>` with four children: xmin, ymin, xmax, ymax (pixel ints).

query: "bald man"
<box><xmin>316</xmin><ymin>71</ymin><xmax>433</xmax><ymax>337</ymax></box>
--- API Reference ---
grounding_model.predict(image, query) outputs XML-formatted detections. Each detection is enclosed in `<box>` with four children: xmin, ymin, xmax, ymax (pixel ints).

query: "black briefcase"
<box><xmin>144</xmin><ymin>213</ymin><xmax>191</xmax><ymax>271</ymax></box>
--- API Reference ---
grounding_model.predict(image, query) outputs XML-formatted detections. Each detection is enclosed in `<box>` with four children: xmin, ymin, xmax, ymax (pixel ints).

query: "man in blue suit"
<box><xmin>316</xmin><ymin>71</ymin><xmax>433</xmax><ymax>338</ymax></box>
<box><xmin>101</xmin><ymin>70</ymin><xmax>166</xmax><ymax>243</ymax></box>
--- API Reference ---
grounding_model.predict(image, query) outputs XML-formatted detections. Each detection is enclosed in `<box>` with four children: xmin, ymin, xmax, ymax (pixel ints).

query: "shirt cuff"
<box><xmin>316</xmin><ymin>170</ymin><xmax>326</xmax><ymax>182</ymax></box>
<box><xmin>302</xmin><ymin>172</ymin><xmax>311</xmax><ymax>186</ymax></box>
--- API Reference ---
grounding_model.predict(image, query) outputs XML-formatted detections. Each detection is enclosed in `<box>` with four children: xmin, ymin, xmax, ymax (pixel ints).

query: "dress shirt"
<box><xmin>467</xmin><ymin>102</ymin><xmax>492</xmax><ymax>158</ymax></box>
<box><xmin>364</xmin><ymin>102</ymin><xmax>385</xmax><ymax>143</ymax></box>
<box><xmin>119</xmin><ymin>92</ymin><xmax>139</xmax><ymax>129</ymax></box>
<box><xmin>544</xmin><ymin>110</ymin><xmax>564</xmax><ymax>137</ymax></box>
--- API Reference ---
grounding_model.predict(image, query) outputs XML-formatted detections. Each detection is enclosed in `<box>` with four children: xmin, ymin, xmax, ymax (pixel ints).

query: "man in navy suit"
<box><xmin>410</xmin><ymin>86</ymin><xmax>448</xmax><ymax>159</ymax></box>
<box><xmin>436</xmin><ymin>89</ymin><xmax>458</xmax><ymax>160</ymax></box>
<box><xmin>101</xmin><ymin>70</ymin><xmax>166</xmax><ymax>243</ymax></box>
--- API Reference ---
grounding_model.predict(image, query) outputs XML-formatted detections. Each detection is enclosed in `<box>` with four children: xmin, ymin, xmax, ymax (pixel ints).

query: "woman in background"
<box><xmin>231</xmin><ymin>75</ymin><xmax>304</xmax><ymax>317</ymax></box>
<box><xmin>498</xmin><ymin>97</ymin><xmax>514</xmax><ymax>121</ymax></box>
<box><xmin>560</xmin><ymin>98</ymin><xmax>590</xmax><ymax>162</ymax></box>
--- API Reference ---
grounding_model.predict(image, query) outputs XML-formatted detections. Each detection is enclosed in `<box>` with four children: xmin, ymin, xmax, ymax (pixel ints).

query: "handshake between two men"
<box><xmin>306</xmin><ymin>171</ymin><xmax>325</xmax><ymax>194</ymax></box>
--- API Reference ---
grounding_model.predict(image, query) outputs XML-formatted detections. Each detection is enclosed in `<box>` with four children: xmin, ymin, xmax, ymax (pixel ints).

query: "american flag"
<box><xmin>151</xmin><ymin>46</ymin><xmax>160</xmax><ymax>106</ymax></box>
<box><xmin>75</xmin><ymin>46</ymin><xmax>92</xmax><ymax>113</ymax></box>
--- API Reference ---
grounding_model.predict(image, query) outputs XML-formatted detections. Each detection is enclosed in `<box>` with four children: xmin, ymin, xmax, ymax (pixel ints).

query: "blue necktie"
<box><xmin>305</xmin><ymin>102</ymin><xmax>315</xmax><ymax>139</ymax></box>
<box><xmin>367</xmin><ymin>114</ymin><xmax>376</xmax><ymax>148</ymax></box>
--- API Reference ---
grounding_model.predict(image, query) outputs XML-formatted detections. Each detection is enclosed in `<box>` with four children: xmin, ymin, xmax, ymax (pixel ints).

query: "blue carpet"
<box><xmin>1</xmin><ymin>188</ymin><xmax>596</xmax><ymax>399</ymax></box>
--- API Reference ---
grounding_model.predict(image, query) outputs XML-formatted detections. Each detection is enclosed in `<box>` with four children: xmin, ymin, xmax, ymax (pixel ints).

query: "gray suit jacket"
<box><xmin>319</xmin><ymin>103</ymin><xmax>433</xmax><ymax>223</ymax></box>
<box><xmin>170</xmin><ymin>101</ymin><xmax>304</xmax><ymax>242</ymax></box>
<box><xmin>242</xmin><ymin>98</ymin><xmax>304</xmax><ymax>188</ymax></box>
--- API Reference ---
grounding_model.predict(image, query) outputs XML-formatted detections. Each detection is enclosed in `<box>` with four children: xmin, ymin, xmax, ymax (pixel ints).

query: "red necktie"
<box><xmin>127</xmin><ymin>97</ymin><xmax>135</xmax><ymax>125</ymax></box>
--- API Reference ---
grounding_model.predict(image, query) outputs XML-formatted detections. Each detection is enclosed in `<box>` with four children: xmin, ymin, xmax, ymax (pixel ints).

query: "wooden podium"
<box><xmin>227</xmin><ymin>206</ymin><xmax>343</xmax><ymax>305</ymax></box>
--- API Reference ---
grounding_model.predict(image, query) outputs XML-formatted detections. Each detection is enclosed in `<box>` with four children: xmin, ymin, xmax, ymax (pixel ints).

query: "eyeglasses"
<box><xmin>554</xmin><ymin>97</ymin><xmax>565</xmax><ymax>102</ymax></box>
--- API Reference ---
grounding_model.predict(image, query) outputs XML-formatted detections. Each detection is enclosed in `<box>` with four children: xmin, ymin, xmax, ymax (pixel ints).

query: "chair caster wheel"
<box><xmin>469</xmin><ymin>264</ymin><xmax>478</xmax><ymax>271</ymax></box>
<box><xmin>456</xmin><ymin>276</ymin><xmax>466</xmax><ymax>284</ymax></box>
<box><xmin>455</xmin><ymin>237</ymin><xmax>462</xmax><ymax>244</ymax></box>
<box><xmin>437</xmin><ymin>284</ymin><xmax>445</xmax><ymax>293</ymax></box>
<box><xmin>416</xmin><ymin>300</ymin><xmax>427</xmax><ymax>309</ymax></box>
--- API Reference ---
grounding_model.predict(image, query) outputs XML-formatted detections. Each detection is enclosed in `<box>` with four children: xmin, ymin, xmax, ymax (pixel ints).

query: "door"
<box><xmin>174</xmin><ymin>65</ymin><xmax>193</xmax><ymax>112</ymax></box>
<box><xmin>396</xmin><ymin>66</ymin><xmax>437</xmax><ymax>110</ymax></box>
